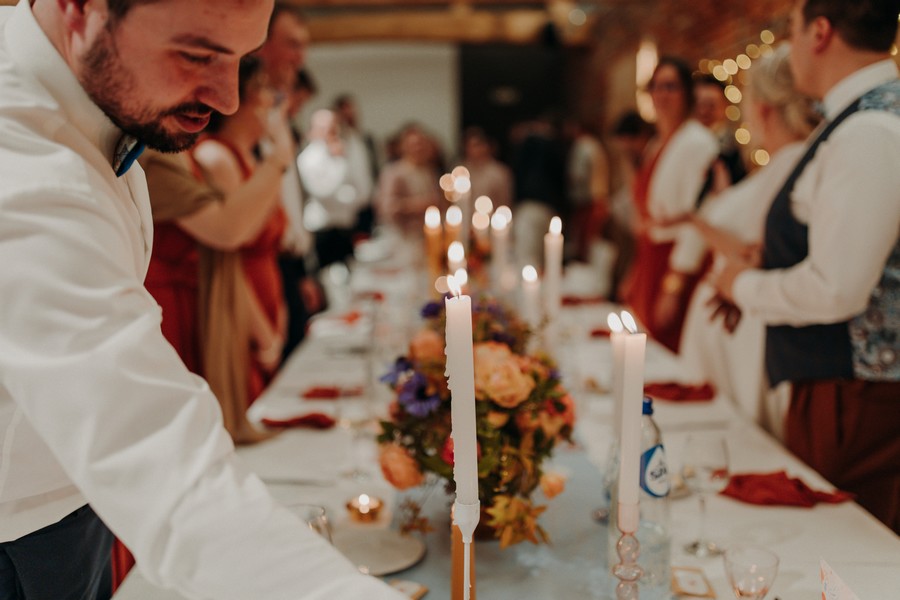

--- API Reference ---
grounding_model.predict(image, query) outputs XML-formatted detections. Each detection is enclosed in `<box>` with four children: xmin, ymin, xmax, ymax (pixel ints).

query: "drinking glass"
<box><xmin>723</xmin><ymin>544</ymin><xmax>779</xmax><ymax>599</ymax></box>
<box><xmin>286</xmin><ymin>503</ymin><xmax>333</xmax><ymax>544</ymax></box>
<box><xmin>681</xmin><ymin>433</ymin><xmax>730</xmax><ymax>557</ymax></box>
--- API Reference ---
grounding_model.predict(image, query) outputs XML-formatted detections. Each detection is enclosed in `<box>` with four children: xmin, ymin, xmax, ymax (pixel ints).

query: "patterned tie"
<box><xmin>113</xmin><ymin>135</ymin><xmax>146</xmax><ymax>177</ymax></box>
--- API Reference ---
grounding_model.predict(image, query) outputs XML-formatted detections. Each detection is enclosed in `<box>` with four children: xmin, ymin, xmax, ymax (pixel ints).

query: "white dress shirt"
<box><xmin>0</xmin><ymin>4</ymin><xmax>402</xmax><ymax>598</ymax></box>
<box><xmin>297</xmin><ymin>140</ymin><xmax>364</xmax><ymax>231</ymax></box>
<box><xmin>646</xmin><ymin>119</ymin><xmax>719</xmax><ymax>244</ymax></box>
<box><xmin>733</xmin><ymin>60</ymin><xmax>900</xmax><ymax>327</ymax></box>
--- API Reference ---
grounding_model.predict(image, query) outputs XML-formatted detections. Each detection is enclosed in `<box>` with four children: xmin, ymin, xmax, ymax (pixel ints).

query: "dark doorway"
<box><xmin>460</xmin><ymin>41</ymin><xmax>565</xmax><ymax>163</ymax></box>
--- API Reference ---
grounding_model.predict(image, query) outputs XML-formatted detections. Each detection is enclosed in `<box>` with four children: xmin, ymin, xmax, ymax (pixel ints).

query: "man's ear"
<box><xmin>810</xmin><ymin>15</ymin><xmax>835</xmax><ymax>54</ymax></box>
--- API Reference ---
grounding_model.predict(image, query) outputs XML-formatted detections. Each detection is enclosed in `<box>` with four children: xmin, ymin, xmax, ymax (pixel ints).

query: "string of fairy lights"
<box><xmin>696</xmin><ymin>23</ymin><xmax>899</xmax><ymax>167</ymax></box>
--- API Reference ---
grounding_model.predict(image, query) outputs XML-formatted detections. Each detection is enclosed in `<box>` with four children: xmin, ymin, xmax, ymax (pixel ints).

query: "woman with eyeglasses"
<box><xmin>619</xmin><ymin>56</ymin><xmax>719</xmax><ymax>352</ymax></box>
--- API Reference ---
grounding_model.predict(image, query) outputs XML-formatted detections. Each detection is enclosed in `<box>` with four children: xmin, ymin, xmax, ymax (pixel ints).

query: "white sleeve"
<box><xmin>298</xmin><ymin>144</ymin><xmax>350</xmax><ymax>199</ymax></box>
<box><xmin>733</xmin><ymin>114</ymin><xmax>900</xmax><ymax>326</ymax></box>
<box><xmin>0</xmin><ymin>187</ymin><xmax>404</xmax><ymax>599</ymax></box>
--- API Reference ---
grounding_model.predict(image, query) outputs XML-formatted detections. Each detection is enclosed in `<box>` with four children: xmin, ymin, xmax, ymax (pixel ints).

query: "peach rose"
<box><xmin>379</xmin><ymin>444</ymin><xmax>425</xmax><ymax>490</ymax></box>
<box><xmin>540</xmin><ymin>472</ymin><xmax>566</xmax><ymax>499</ymax></box>
<box><xmin>473</xmin><ymin>342</ymin><xmax>535</xmax><ymax>408</ymax></box>
<box><xmin>515</xmin><ymin>408</ymin><xmax>540</xmax><ymax>434</ymax></box>
<box><xmin>539</xmin><ymin>394</ymin><xmax>576</xmax><ymax>438</ymax></box>
<box><xmin>409</xmin><ymin>329</ymin><xmax>445</xmax><ymax>363</ymax></box>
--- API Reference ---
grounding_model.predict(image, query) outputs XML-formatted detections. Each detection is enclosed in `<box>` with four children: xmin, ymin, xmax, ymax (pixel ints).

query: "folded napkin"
<box><xmin>643</xmin><ymin>381</ymin><xmax>715</xmax><ymax>402</ymax></box>
<box><xmin>260</xmin><ymin>413</ymin><xmax>336</xmax><ymax>430</ymax></box>
<box><xmin>562</xmin><ymin>294</ymin><xmax>606</xmax><ymax>306</ymax></box>
<box><xmin>721</xmin><ymin>470</ymin><xmax>854</xmax><ymax>507</ymax></box>
<box><xmin>301</xmin><ymin>385</ymin><xmax>363</xmax><ymax>399</ymax></box>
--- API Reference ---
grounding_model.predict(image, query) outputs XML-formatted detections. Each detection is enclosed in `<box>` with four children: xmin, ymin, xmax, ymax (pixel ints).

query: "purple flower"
<box><xmin>380</xmin><ymin>357</ymin><xmax>413</xmax><ymax>387</ymax></box>
<box><xmin>398</xmin><ymin>372</ymin><xmax>441</xmax><ymax>418</ymax></box>
<box><xmin>420</xmin><ymin>301</ymin><xmax>444</xmax><ymax>319</ymax></box>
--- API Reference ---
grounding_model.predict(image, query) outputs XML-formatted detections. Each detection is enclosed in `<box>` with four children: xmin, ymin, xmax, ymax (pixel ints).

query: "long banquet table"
<box><xmin>115</xmin><ymin>246</ymin><xmax>900</xmax><ymax>600</ymax></box>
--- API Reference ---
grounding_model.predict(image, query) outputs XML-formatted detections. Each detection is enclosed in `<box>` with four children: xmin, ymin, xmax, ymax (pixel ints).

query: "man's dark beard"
<box><xmin>80</xmin><ymin>28</ymin><xmax>210</xmax><ymax>153</ymax></box>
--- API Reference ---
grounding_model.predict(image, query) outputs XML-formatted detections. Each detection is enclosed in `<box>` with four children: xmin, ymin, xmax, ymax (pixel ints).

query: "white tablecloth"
<box><xmin>114</xmin><ymin>256</ymin><xmax>900</xmax><ymax>599</ymax></box>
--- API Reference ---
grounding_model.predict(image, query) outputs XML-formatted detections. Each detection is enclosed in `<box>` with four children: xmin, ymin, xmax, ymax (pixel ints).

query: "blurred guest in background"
<box><xmin>620</xmin><ymin>56</ymin><xmax>719</xmax><ymax>352</ymax></box>
<box><xmin>255</xmin><ymin>4</ymin><xmax>321</xmax><ymax>359</ymax></box>
<box><xmin>299</xmin><ymin>109</ymin><xmax>368</xmax><ymax>268</ymax></box>
<box><xmin>333</xmin><ymin>94</ymin><xmax>378</xmax><ymax>235</ymax></box>
<box><xmin>510</xmin><ymin>115</ymin><xmax>567</xmax><ymax>269</ymax></box>
<box><xmin>462</xmin><ymin>126</ymin><xmax>514</xmax><ymax>208</ymax></box>
<box><xmin>694</xmin><ymin>74</ymin><xmax>748</xmax><ymax>191</ymax></box>
<box><xmin>563</xmin><ymin>118</ymin><xmax>610</xmax><ymax>263</ymax></box>
<box><xmin>375</xmin><ymin>123</ymin><xmax>443</xmax><ymax>235</ymax></box>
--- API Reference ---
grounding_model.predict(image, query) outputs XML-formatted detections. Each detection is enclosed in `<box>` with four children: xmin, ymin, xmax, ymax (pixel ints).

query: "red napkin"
<box><xmin>590</xmin><ymin>328</ymin><xmax>611</xmax><ymax>338</ymax></box>
<box><xmin>260</xmin><ymin>413</ymin><xmax>336</xmax><ymax>430</ymax></box>
<box><xmin>722</xmin><ymin>470</ymin><xmax>854</xmax><ymax>507</ymax></box>
<box><xmin>562</xmin><ymin>295</ymin><xmax>605</xmax><ymax>306</ymax></box>
<box><xmin>643</xmin><ymin>381</ymin><xmax>716</xmax><ymax>402</ymax></box>
<box><xmin>301</xmin><ymin>385</ymin><xmax>363</xmax><ymax>399</ymax></box>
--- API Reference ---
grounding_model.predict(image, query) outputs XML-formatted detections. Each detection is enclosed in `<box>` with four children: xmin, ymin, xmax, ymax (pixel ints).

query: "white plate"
<box><xmin>332</xmin><ymin>529</ymin><xmax>426</xmax><ymax>576</ymax></box>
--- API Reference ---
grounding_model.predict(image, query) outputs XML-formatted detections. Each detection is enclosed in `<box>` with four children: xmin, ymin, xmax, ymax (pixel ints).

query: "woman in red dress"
<box><xmin>620</xmin><ymin>57</ymin><xmax>719</xmax><ymax>352</ymax></box>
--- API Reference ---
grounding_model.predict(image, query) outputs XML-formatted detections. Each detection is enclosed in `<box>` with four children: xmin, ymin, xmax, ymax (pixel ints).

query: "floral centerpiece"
<box><xmin>377</xmin><ymin>297</ymin><xmax>575</xmax><ymax>548</ymax></box>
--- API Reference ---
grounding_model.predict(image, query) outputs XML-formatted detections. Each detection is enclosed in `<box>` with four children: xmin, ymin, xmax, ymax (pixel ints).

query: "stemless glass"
<box><xmin>681</xmin><ymin>433</ymin><xmax>730</xmax><ymax>557</ymax></box>
<box><xmin>723</xmin><ymin>544</ymin><xmax>779</xmax><ymax>599</ymax></box>
<box><xmin>286</xmin><ymin>503</ymin><xmax>333</xmax><ymax>544</ymax></box>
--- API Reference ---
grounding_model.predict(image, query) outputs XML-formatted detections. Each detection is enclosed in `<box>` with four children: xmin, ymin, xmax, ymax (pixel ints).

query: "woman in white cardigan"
<box><xmin>677</xmin><ymin>44</ymin><xmax>820</xmax><ymax>431</ymax></box>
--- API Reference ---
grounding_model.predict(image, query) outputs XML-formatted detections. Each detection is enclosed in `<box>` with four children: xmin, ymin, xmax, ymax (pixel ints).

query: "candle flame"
<box><xmin>496</xmin><ymin>205</ymin><xmax>513</xmax><ymax>223</ymax></box>
<box><xmin>621</xmin><ymin>310</ymin><xmax>638</xmax><ymax>333</ymax></box>
<box><xmin>447</xmin><ymin>275</ymin><xmax>462</xmax><ymax>297</ymax></box>
<box><xmin>454</xmin><ymin>268</ymin><xmax>469</xmax><ymax>286</ymax></box>
<box><xmin>474</xmin><ymin>195</ymin><xmax>493</xmax><ymax>215</ymax></box>
<box><xmin>522</xmin><ymin>265</ymin><xmax>538</xmax><ymax>283</ymax></box>
<box><xmin>490</xmin><ymin>212</ymin><xmax>508</xmax><ymax>230</ymax></box>
<box><xmin>607</xmin><ymin>312</ymin><xmax>623</xmax><ymax>333</ymax></box>
<box><xmin>359</xmin><ymin>493</ymin><xmax>370</xmax><ymax>505</ymax></box>
<box><xmin>446</xmin><ymin>205</ymin><xmax>463</xmax><ymax>226</ymax></box>
<box><xmin>424</xmin><ymin>206</ymin><xmax>441</xmax><ymax>228</ymax></box>
<box><xmin>447</xmin><ymin>241</ymin><xmax>465</xmax><ymax>262</ymax></box>
<box><xmin>472</xmin><ymin>212</ymin><xmax>490</xmax><ymax>231</ymax></box>
<box><xmin>549</xmin><ymin>216</ymin><xmax>562</xmax><ymax>235</ymax></box>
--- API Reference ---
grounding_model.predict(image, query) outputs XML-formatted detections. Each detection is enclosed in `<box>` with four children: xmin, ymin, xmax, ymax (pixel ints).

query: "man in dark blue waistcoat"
<box><xmin>715</xmin><ymin>0</ymin><xmax>900</xmax><ymax>534</ymax></box>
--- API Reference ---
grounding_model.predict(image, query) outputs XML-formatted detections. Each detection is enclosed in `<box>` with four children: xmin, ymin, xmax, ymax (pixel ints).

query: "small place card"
<box><xmin>671</xmin><ymin>566</ymin><xmax>716</xmax><ymax>598</ymax></box>
<box><xmin>821</xmin><ymin>559</ymin><xmax>861</xmax><ymax>600</ymax></box>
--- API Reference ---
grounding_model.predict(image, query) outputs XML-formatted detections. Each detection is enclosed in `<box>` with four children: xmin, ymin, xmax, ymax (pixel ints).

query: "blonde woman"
<box><xmin>677</xmin><ymin>43</ymin><xmax>820</xmax><ymax>430</ymax></box>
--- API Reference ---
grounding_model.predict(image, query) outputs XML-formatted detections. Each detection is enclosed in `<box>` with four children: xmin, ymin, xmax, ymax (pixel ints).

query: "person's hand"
<box><xmin>255</xmin><ymin>333</ymin><xmax>284</xmax><ymax>373</ymax></box>
<box><xmin>706</xmin><ymin>293</ymin><xmax>742</xmax><ymax>334</ymax></box>
<box><xmin>299</xmin><ymin>277</ymin><xmax>325</xmax><ymax>314</ymax></box>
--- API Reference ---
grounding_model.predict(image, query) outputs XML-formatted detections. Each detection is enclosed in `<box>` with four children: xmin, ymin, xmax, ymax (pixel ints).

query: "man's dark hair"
<box><xmin>106</xmin><ymin>0</ymin><xmax>159</xmax><ymax>22</ymax></box>
<box><xmin>802</xmin><ymin>0</ymin><xmax>900</xmax><ymax>52</ymax></box>
<box><xmin>649</xmin><ymin>55</ymin><xmax>696</xmax><ymax>113</ymax></box>
<box><xmin>269</xmin><ymin>2</ymin><xmax>306</xmax><ymax>35</ymax></box>
<box><xmin>297</xmin><ymin>69</ymin><xmax>318</xmax><ymax>94</ymax></box>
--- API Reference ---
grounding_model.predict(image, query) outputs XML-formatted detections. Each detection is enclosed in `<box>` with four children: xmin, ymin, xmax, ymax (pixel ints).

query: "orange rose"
<box><xmin>379</xmin><ymin>444</ymin><xmax>425</xmax><ymax>490</ymax></box>
<box><xmin>540</xmin><ymin>472</ymin><xmax>566</xmax><ymax>499</ymax></box>
<box><xmin>409</xmin><ymin>329</ymin><xmax>445</xmax><ymax>363</ymax></box>
<box><xmin>473</xmin><ymin>342</ymin><xmax>535</xmax><ymax>408</ymax></box>
<box><xmin>486</xmin><ymin>410</ymin><xmax>510</xmax><ymax>428</ymax></box>
<box><xmin>539</xmin><ymin>394</ymin><xmax>576</xmax><ymax>438</ymax></box>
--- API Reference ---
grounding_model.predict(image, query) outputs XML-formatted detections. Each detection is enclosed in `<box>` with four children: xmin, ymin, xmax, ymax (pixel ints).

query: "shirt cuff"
<box><xmin>732</xmin><ymin>268</ymin><xmax>762</xmax><ymax>312</ymax></box>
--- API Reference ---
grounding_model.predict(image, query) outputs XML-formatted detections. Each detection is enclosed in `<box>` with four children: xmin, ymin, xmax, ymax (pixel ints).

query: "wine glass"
<box><xmin>681</xmin><ymin>433</ymin><xmax>730</xmax><ymax>557</ymax></box>
<box><xmin>723</xmin><ymin>544</ymin><xmax>779</xmax><ymax>599</ymax></box>
<box><xmin>286</xmin><ymin>503</ymin><xmax>333</xmax><ymax>544</ymax></box>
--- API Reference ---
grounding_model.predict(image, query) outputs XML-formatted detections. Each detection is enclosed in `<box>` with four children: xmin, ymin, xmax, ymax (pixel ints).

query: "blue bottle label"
<box><xmin>640</xmin><ymin>444</ymin><xmax>670</xmax><ymax>497</ymax></box>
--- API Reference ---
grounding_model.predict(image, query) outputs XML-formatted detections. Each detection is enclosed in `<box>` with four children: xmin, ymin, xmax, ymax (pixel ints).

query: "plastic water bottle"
<box><xmin>607</xmin><ymin>397</ymin><xmax>671</xmax><ymax>599</ymax></box>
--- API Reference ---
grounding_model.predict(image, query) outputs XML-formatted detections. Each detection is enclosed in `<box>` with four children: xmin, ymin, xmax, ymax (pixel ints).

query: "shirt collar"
<box><xmin>4</xmin><ymin>1</ymin><xmax>128</xmax><ymax>174</ymax></box>
<box><xmin>822</xmin><ymin>59</ymin><xmax>900</xmax><ymax>120</ymax></box>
